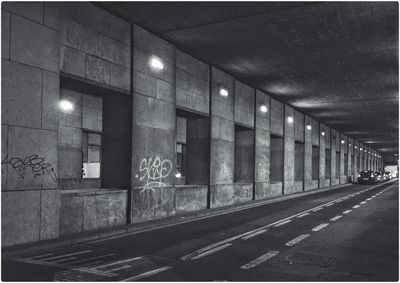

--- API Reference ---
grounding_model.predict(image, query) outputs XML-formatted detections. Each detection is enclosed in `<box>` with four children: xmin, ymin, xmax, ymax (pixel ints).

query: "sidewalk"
<box><xmin>2</xmin><ymin>183</ymin><xmax>353</xmax><ymax>258</ymax></box>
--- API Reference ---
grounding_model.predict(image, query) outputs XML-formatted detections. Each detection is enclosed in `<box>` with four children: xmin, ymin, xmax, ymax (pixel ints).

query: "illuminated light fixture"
<box><xmin>149</xmin><ymin>56</ymin><xmax>164</xmax><ymax>70</ymax></box>
<box><xmin>306</xmin><ymin>124</ymin><xmax>312</xmax><ymax>131</ymax></box>
<box><xmin>364</xmin><ymin>149</ymin><xmax>367</xmax><ymax>152</ymax></box>
<box><xmin>321</xmin><ymin>131</ymin><xmax>325</xmax><ymax>136</ymax></box>
<box><xmin>287</xmin><ymin>116</ymin><xmax>294</xmax><ymax>124</ymax></box>
<box><xmin>355</xmin><ymin>146</ymin><xmax>357</xmax><ymax>149</ymax></box>
<box><xmin>59</xmin><ymin>99</ymin><xmax>74</xmax><ymax>113</ymax></box>
<box><xmin>219</xmin><ymin>86</ymin><xmax>229</xmax><ymax>97</ymax></box>
<box><xmin>349</xmin><ymin>143</ymin><xmax>351</xmax><ymax>147</ymax></box>
<box><xmin>341</xmin><ymin>140</ymin><xmax>345</xmax><ymax>144</ymax></box>
<box><xmin>175</xmin><ymin>172</ymin><xmax>182</xmax><ymax>178</ymax></box>
<box><xmin>259</xmin><ymin>104</ymin><xmax>268</xmax><ymax>113</ymax></box>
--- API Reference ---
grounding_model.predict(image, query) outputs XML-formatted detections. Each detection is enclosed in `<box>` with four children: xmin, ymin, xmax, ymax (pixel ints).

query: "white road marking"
<box><xmin>360</xmin><ymin>201</ymin><xmax>367</xmax><ymax>204</ymax></box>
<box><xmin>312</xmin><ymin>223</ymin><xmax>329</xmax><ymax>231</ymax></box>
<box><xmin>274</xmin><ymin>219</ymin><xmax>292</xmax><ymax>227</ymax></box>
<box><xmin>352</xmin><ymin>205</ymin><xmax>361</xmax><ymax>209</ymax></box>
<box><xmin>52</xmin><ymin>257</ymin><xmax>78</xmax><ymax>263</ymax></box>
<box><xmin>240</xmin><ymin>250</ymin><xmax>280</xmax><ymax>270</ymax></box>
<box><xmin>285</xmin><ymin>234</ymin><xmax>310</xmax><ymax>246</ymax></box>
<box><xmin>106</xmin><ymin>264</ymin><xmax>132</xmax><ymax>272</ymax></box>
<box><xmin>121</xmin><ymin>266</ymin><xmax>173</xmax><ymax>281</ymax></box>
<box><xmin>297</xmin><ymin>212</ymin><xmax>310</xmax><ymax>218</ymax></box>
<box><xmin>192</xmin><ymin>243</ymin><xmax>232</xmax><ymax>260</ymax></box>
<box><xmin>241</xmin><ymin>229</ymin><xmax>267</xmax><ymax>240</ymax></box>
<box><xmin>80</xmin><ymin>260</ymin><xmax>104</xmax><ymax>267</ymax></box>
<box><xmin>41</xmin><ymin>250</ymin><xmax>92</xmax><ymax>261</ymax></box>
<box><xmin>330</xmin><ymin>215</ymin><xmax>343</xmax><ymax>221</ymax></box>
<box><xmin>68</xmin><ymin>253</ymin><xmax>115</xmax><ymax>265</ymax></box>
<box><xmin>343</xmin><ymin>209</ymin><xmax>352</xmax><ymax>214</ymax></box>
<box><xmin>312</xmin><ymin>207</ymin><xmax>323</xmax><ymax>212</ymax></box>
<box><xmin>95</xmin><ymin>257</ymin><xmax>142</xmax><ymax>269</ymax></box>
<box><xmin>366</xmin><ymin>198</ymin><xmax>372</xmax><ymax>200</ymax></box>
<box><xmin>28</xmin><ymin>253</ymin><xmax>53</xmax><ymax>259</ymax></box>
<box><xmin>325</xmin><ymin>203</ymin><xmax>335</xmax><ymax>207</ymax></box>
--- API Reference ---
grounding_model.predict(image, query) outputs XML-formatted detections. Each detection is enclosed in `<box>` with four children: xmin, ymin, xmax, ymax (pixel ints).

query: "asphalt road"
<box><xmin>2</xmin><ymin>180</ymin><xmax>398</xmax><ymax>281</ymax></box>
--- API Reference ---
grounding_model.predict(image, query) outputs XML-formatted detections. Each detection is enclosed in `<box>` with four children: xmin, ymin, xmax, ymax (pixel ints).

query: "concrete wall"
<box><xmin>2</xmin><ymin>2</ymin><xmax>61</xmax><ymax>247</ymax></box>
<box><xmin>2</xmin><ymin>2</ymin><xmax>380</xmax><ymax>247</ymax></box>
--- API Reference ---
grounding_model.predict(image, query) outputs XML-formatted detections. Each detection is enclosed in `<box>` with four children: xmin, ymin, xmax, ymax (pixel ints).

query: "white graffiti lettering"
<box><xmin>258</xmin><ymin>161</ymin><xmax>268</xmax><ymax>181</ymax></box>
<box><xmin>139</xmin><ymin>157</ymin><xmax>172</xmax><ymax>189</ymax></box>
<box><xmin>220</xmin><ymin>163</ymin><xmax>232</xmax><ymax>179</ymax></box>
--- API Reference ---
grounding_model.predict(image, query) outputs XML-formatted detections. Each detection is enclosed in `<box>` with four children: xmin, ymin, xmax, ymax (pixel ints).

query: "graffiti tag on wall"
<box><xmin>139</xmin><ymin>157</ymin><xmax>172</xmax><ymax>189</ymax></box>
<box><xmin>1</xmin><ymin>154</ymin><xmax>57</xmax><ymax>182</ymax></box>
<box><xmin>257</xmin><ymin>161</ymin><xmax>268</xmax><ymax>181</ymax></box>
<box><xmin>219</xmin><ymin>163</ymin><xmax>232</xmax><ymax>179</ymax></box>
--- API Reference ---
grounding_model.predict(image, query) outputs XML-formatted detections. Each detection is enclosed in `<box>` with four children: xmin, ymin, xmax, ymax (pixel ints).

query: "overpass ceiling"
<box><xmin>98</xmin><ymin>1</ymin><xmax>399</xmax><ymax>162</ymax></box>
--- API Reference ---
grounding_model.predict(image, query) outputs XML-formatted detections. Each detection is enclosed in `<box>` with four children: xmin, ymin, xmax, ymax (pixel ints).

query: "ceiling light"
<box><xmin>341</xmin><ymin>140</ymin><xmax>345</xmax><ymax>144</ymax></box>
<box><xmin>306</xmin><ymin>124</ymin><xmax>312</xmax><ymax>131</ymax></box>
<box><xmin>355</xmin><ymin>146</ymin><xmax>357</xmax><ymax>149</ymax></box>
<box><xmin>149</xmin><ymin>56</ymin><xmax>164</xmax><ymax>70</ymax></box>
<box><xmin>59</xmin><ymin>99</ymin><xmax>74</xmax><ymax>113</ymax></box>
<box><xmin>349</xmin><ymin>143</ymin><xmax>351</xmax><ymax>147</ymax></box>
<box><xmin>321</xmin><ymin>131</ymin><xmax>325</xmax><ymax>136</ymax></box>
<box><xmin>219</xmin><ymin>86</ymin><xmax>229</xmax><ymax>97</ymax></box>
<box><xmin>175</xmin><ymin>172</ymin><xmax>182</xmax><ymax>178</ymax></box>
<box><xmin>287</xmin><ymin>116</ymin><xmax>294</xmax><ymax>124</ymax></box>
<box><xmin>259</xmin><ymin>105</ymin><xmax>268</xmax><ymax>113</ymax></box>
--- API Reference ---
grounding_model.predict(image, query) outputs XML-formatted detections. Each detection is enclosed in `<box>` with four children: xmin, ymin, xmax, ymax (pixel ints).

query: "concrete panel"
<box><xmin>2</xmin><ymin>10</ymin><xmax>10</xmax><ymax>59</ymax></box>
<box><xmin>85</xmin><ymin>55</ymin><xmax>111</xmax><ymax>85</ymax></box>
<box><xmin>210</xmin><ymin>139</ymin><xmax>234</xmax><ymax>185</ymax></box>
<box><xmin>312</xmin><ymin>119</ymin><xmax>320</xmax><ymax>145</ymax></box>
<box><xmin>255</xmin><ymin>182</ymin><xmax>270</xmax><ymax>200</ymax></box>
<box><xmin>58</xmin><ymin>145</ymin><xmax>82</xmax><ymax>179</ymax></box>
<box><xmin>2</xmin><ymin>190</ymin><xmax>40</xmax><ymax>247</ymax></box>
<box><xmin>11</xmin><ymin>15</ymin><xmax>60</xmax><ymax>72</ymax></box>
<box><xmin>234</xmin><ymin>183</ymin><xmax>253</xmax><ymax>203</ymax></box>
<box><xmin>83</xmin><ymin>193</ymin><xmax>108</xmax><ymax>231</ymax></box>
<box><xmin>62</xmin><ymin>20</ymin><xmax>99</xmax><ymax>56</ymax></box>
<box><xmin>2</xmin><ymin>60</ymin><xmax>42</xmax><ymax>128</ymax></box>
<box><xmin>131</xmin><ymin>186</ymin><xmax>175</xmax><ymax>223</ymax></box>
<box><xmin>270</xmin><ymin>182</ymin><xmax>283</xmax><ymax>196</ymax></box>
<box><xmin>60</xmin><ymin>46</ymin><xmax>86</xmax><ymax>78</ymax></box>
<box><xmin>284</xmin><ymin>134</ymin><xmax>295</xmax><ymax>194</ymax></box>
<box><xmin>42</xmin><ymin>71</ymin><xmax>60</xmax><ymax>131</ymax></box>
<box><xmin>305</xmin><ymin>180</ymin><xmax>318</xmax><ymax>191</ymax></box>
<box><xmin>3</xmin><ymin>2</ymin><xmax>43</xmax><ymax>23</ymax></box>
<box><xmin>40</xmin><ymin>189</ymin><xmax>60</xmax><ymax>240</ymax></box>
<box><xmin>59</xmin><ymin>192</ymin><xmax>84</xmax><ymax>235</ymax></box>
<box><xmin>175</xmin><ymin>185</ymin><xmax>207</xmax><ymax>214</ymax></box>
<box><xmin>1</xmin><ymin>126</ymin><xmax>8</xmax><ymax>190</ymax></box>
<box><xmin>270</xmin><ymin>98</ymin><xmax>283</xmax><ymax>136</ymax></box>
<box><xmin>157</xmin><ymin>79</ymin><xmax>175</xmax><ymax>104</ymax></box>
<box><xmin>255</xmin><ymin>129</ymin><xmax>270</xmax><ymax>183</ymax></box>
<box><xmin>210</xmin><ymin>184</ymin><xmax>235</xmax><ymax>208</ymax></box>
<box><xmin>44</xmin><ymin>2</ymin><xmax>61</xmax><ymax>30</ymax></box>
<box><xmin>6</xmin><ymin>126</ymin><xmax>58</xmax><ymax>190</ymax></box>
<box><xmin>294</xmin><ymin>111</ymin><xmax>304</xmax><ymax>141</ymax></box>
<box><xmin>255</xmin><ymin>90</ymin><xmax>270</xmax><ymax>131</ymax></box>
<box><xmin>108</xmin><ymin>190</ymin><xmax>128</xmax><ymax>226</ymax></box>
<box><xmin>234</xmin><ymin>81</ymin><xmax>254</xmax><ymax>128</ymax></box>
<box><xmin>134</xmin><ymin>72</ymin><xmax>158</xmax><ymax>98</ymax></box>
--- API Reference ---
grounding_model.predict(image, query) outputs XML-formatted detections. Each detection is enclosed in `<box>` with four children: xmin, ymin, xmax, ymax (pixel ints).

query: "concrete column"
<box><xmin>254</xmin><ymin>90</ymin><xmax>272</xmax><ymax>199</ymax></box>
<box><xmin>131</xmin><ymin>25</ymin><xmax>177</xmax><ymax>222</ymax></box>
<box><xmin>339</xmin><ymin>134</ymin><xmax>346</xmax><ymax>184</ymax></box>
<box><xmin>330</xmin><ymin>130</ymin><xmax>337</xmax><ymax>186</ymax></box>
<box><xmin>209</xmin><ymin>67</ymin><xmax>235</xmax><ymax>208</ymax></box>
<box><xmin>1</xmin><ymin>2</ymin><xmax>61</xmax><ymax>247</ymax></box>
<box><xmin>270</xmin><ymin>98</ymin><xmax>284</xmax><ymax>195</ymax></box>
<box><xmin>304</xmin><ymin>116</ymin><xmax>312</xmax><ymax>190</ymax></box>
<box><xmin>348</xmin><ymin>138</ymin><xmax>354</xmax><ymax>182</ymax></box>
<box><xmin>319</xmin><ymin>124</ymin><xmax>326</xmax><ymax>188</ymax></box>
<box><xmin>283</xmin><ymin>105</ymin><xmax>296</xmax><ymax>194</ymax></box>
<box><xmin>354</xmin><ymin>141</ymin><xmax>359</xmax><ymax>178</ymax></box>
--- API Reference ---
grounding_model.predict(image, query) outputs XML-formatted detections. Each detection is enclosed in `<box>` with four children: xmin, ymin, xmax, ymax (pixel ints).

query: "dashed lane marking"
<box><xmin>40</xmin><ymin>250</ymin><xmax>92</xmax><ymax>262</ymax></box>
<box><xmin>68</xmin><ymin>253</ymin><xmax>115</xmax><ymax>265</ymax></box>
<box><xmin>297</xmin><ymin>213</ymin><xmax>310</xmax><ymax>218</ymax></box>
<box><xmin>28</xmin><ymin>253</ymin><xmax>53</xmax><ymax>259</ymax></box>
<box><xmin>352</xmin><ymin>205</ymin><xmax>361</xmax><ymax>209</ymax></box>
<box><xmin>360</xmin><ymin>201</ymin><xmax>367</xmax><ymax>204</ymax></box>
<box><xmin>330</xmin><ymin>215</ymin><xmax>343</xmax><ymax>222</ymax></box>
<box><xmin>53</xmin><ymin>257</ymin><xmax>78</xmax><ymax>263</ymax></box>
<box><xmin>95</xmin><ymin>257</ymin><xmax>142</xmax><ymax>269</ymax></box>
<box><xmin>241</xmin><ymin>229</ymin><xmax>268</xmax><ymax>240</ymax></box>
<box><xmin>312</xmin><ymin>207</ymin><xmax>323</xmax><ymax>212</ymax></box>
<box><xmin>285</xmin><ymin>234</ymin><xmax>310</xmax><ymax>247</ymax></box>
<box><xmin>312</xmin><ymin>223</ymin><xmax>329</xmax><ymax>231</ymax></box>
<box><xmin>191</xmin><ymin>244</ymin><xmax>232</xmax><ymax>260</ymax></box>
<box><xmin>343</xmin><ymin>209</ymin><xmax>352</xmax><ymax>214</ymax></box>
<box><xmin>325</xmin><ymin>203</ymin><xmax>335</xmax><ymax>207</ymax></box>
<box><xmin>120</xmin><ymin>266</ymin><xmax>173</xmax><ymax>281</ymax></box>
<box><xmin>240</xmin><ymin>250</ymin><xmax>280</xmax><ymax>270</ymax></box>
<box><xmin>106</xmin><ymin>265</ymin><xmax>132</xmax><ymax>273</ymax></box>
<box><xmin>274</xmin><ymin>219</ymin><xmax>292</xmax><ymax>227</ymax></box>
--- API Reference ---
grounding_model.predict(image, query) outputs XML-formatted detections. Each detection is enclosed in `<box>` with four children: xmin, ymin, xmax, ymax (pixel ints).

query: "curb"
<box><xmin>2</xmin><ymin>182</ymin><xmax>355</xmax><ymax>257</ymax></box>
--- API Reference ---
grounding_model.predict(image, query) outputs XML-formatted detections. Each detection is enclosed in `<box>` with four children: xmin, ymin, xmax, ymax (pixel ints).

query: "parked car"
<box><xmin>384</xmin><ymin>171</ymin><xmax>392</xmax><ymax>180</ymax></box>
<box><xmin>358</xmin><ymin>170</ymin><xmax>377</xmax><ymax>184</ymax></box>
<box><xmin>375</xmin><ymin>171</ymin><xmax>385</xmax><ymax>182</ymax></box>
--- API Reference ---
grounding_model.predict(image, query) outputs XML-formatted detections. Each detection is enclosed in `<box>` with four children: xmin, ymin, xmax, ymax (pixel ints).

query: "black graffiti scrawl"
<box><xmin>1</xmin><ymin>154</ymin><xmax>57</xmax><ymax>182</ymax></box>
